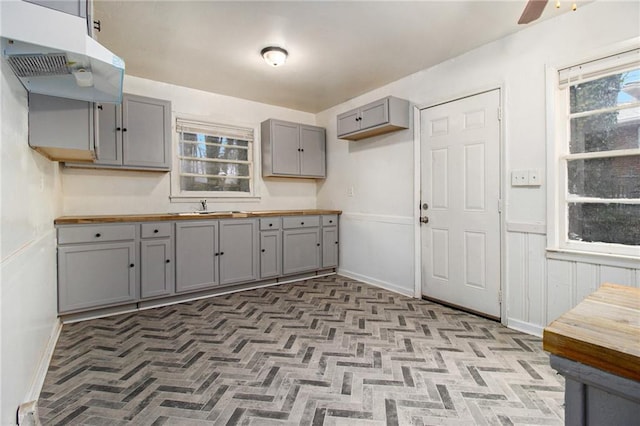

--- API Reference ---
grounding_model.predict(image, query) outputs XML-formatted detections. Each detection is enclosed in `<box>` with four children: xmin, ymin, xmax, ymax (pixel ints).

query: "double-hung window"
<box><xmin>174</xmin><ymin>119</ymin><xmax>254</xmax><ymax>197</ymax></box>
<box><xmin>552</xmin><ymin>48</ymin><xmax>640</xmax><ymax>257</ymax></box>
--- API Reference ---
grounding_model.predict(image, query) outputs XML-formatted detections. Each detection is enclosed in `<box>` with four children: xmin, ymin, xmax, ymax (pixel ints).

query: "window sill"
<box><xmin>546</xmin><ymin>248</ymin><xmax>640</xmax><ymax>269</ymax></box>
<box><xmin>170</xmin><ymin>195</ymin><xmax>262</xmax><ymax>203</ymax></box>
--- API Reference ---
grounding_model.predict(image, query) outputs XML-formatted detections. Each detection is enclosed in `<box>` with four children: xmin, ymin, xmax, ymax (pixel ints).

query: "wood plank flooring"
<box><xmin>38</xmin><ymin>276</ymin><xmax>564</xmax><ymax>425</ymax></box>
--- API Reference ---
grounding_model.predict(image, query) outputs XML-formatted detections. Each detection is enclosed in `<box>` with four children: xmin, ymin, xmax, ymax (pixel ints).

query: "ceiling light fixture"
<box><xmin>261</xmin><ymin>46</ymin><xmax>288</xmax><ymax>67</ymax></box>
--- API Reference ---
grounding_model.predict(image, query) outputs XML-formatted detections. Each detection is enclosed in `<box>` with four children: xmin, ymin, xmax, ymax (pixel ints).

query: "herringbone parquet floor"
<box><xmin>38</xmin><ymin>276</ymin><xmax>564</xmax><ymax>425</ymax></box>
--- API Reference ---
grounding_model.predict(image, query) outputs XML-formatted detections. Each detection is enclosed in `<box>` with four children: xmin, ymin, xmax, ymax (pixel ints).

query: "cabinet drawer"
<box><xmin>141</xmin><ymin>222</ymin><xmax>172</xmax><ymax>238</ymax></box>
<box><xmin>322</xmin><ymin>215</ymin><xmax>338</xmax><ymax>227</ymax></box>
<box><xmin>58</xmin><ymin>224</ymin><xmax>136</xmax><ymax>244</ymax></box>
<box><xmin>282</xmin><ymin>215</ymin><xmax>320</xmax><ymax>229</ymax></box>
<box><xmin>260</xmin><ymin>217</ymin><xmax>281</xmax><ymax>230</ymax></box>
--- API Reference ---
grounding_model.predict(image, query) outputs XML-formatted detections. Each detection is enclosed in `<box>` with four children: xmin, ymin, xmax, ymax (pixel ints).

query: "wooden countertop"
<box><xmin>55</xmin><ymin>209</ymin><xmax>342</xmax><ymax>225</ymax></box>
<box><xmin>543</xmin><ymin>283</ymin><xmax>640</xmax><ymax>381</ymax></box>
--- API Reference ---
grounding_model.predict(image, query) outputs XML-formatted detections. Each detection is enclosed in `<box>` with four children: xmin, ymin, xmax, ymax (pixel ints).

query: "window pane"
<box><xmin>570</xmin><ymin>69</ymin><xmax>639</xmax><ymax>114</ymax></box>
<box><xmin>181</xmin><ymin>176</ymin><xmax>250</xmax><ymax>193</ymax></box>
<box><xmin>568</xmin><ymin>155</ymin><xmax>640</xmax><ymax>198</ymax></box>
<box><xmin>569</xmin><ymin>106</ymin><xmax>640</xmax><ymax>153</ymax></box>
<box><xmin>568</xmin><ymin>203</ymin><xmax>640</xmax><ymax>245</ymax></box>
<box><xmin>180</xmin><ymin>160</ymin><xmax>250</xmax><ymax>177</ymax></box>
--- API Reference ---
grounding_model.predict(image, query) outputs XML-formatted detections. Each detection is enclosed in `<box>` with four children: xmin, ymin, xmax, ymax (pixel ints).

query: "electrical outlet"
<box><xmin>528</xmin><ymin>169</ymin><xmax>542</xmax><ymax>186</ymax></box>
<box><xmin>347</xmin><ymin>185</ymin><xmax>355</xmax><ymax>197</ymax></box>
<box><xmin>511</xmin><ymin>170</ymin><xmax>528</xmax><ymax>186</ymax></box>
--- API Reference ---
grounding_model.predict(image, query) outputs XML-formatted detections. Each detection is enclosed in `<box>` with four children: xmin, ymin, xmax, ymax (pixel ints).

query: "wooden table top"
<box><xmin>543</xmin><ymin>282</ymin><xmax>640</xmax><ymax>381</ymax></box>
<box><xmin>55</xmin><ymin>209</ymin><xmax>342</xmax><ymax>225</ymax></box>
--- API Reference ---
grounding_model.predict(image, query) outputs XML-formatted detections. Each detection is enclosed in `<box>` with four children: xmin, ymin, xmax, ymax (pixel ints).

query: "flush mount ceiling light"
<box><xmin>261</xmin><ymin>46</ymin><xmax>288</xmax><ymax>67</ymax></box>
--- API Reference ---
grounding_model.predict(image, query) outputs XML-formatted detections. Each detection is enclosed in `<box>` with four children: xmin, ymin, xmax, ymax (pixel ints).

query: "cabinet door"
<box><xmin>95</xmin><ymin>103</ymin><xmax>122</xmax><ymax>165</ymax></box>
<box><xmin>28</xmin><ymin>93</ymin><xmax>95</xmax><ymax>161</ymax></box>
<box><xmin>360</xmin><ymin>98</ymin><xmax>389</xmax><ymax>131</ymax></box>
<box><xmin>299</xmin><ymin>125</ymin><xmax>326</xmax><ymax>177</ymax></box>
<box><xmin>219</xmin><ymin>219</ymin><xmax>258</xmax><ymax>285</ymax></box>
<box><xmin>176</xmin><ymin>221</ymin><xmax>218</xmax><ymax>293</ymax></box>
<box><xmin>337</xmin><ymin>109</ymin><xmax>361</xmax><ymax>136</ymax></box>
<box><xmin>271</xmin><ymin>121</ymin><xmax>300</xmax><ymax>175</ymax></box>
<box><xmin>122</xmin><ymin>95</ymin><xmax>171</xmax><ymax>169</ymax></box>
<box><xmin>322</xmin><ymin>227</ymin><xmax>339</xmax><ymax>268</ymax></box>
<box><xmin>140</xmin><ymin>238</ymin><xmax>174</xmax><ymax>299</ymax></box>
<box><xmin>260</xmin><ymin>230</ymin><xmax>281</xmax><ymax>279</ymax></box>
<box><xmin>283</xmin><ymin>228</ymin><xmax>321</xmax><ymax>275</ymax></box>
<box><xmin>58</xmin><ymin>242</ymin><xmax>137</xmax><ymax>313</ymax></box>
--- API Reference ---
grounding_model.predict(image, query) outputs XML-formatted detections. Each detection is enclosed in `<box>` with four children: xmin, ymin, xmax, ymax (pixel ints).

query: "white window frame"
<box><xmin>546</xmin><ymin>45</ymin><xmax>640</xmax><ymax>259</ymax></box>
<box><xmin>170</xmin><ymin>117</ymin><xmax>260</xmax><ymax>201</ymax></box>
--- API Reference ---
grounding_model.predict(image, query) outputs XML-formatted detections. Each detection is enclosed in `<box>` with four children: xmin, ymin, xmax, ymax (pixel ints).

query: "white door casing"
<box><xmin>420</xmin><ymin>89</ymin><xmax>501</xmax><ymax>318</ymax></box>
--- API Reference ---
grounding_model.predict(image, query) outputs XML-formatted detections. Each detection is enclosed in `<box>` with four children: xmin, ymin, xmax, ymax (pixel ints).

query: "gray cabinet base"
<box><xmin>549</xmin><ymin>354</ymin><xmax>640</xmax><ymax>426</ymax></box>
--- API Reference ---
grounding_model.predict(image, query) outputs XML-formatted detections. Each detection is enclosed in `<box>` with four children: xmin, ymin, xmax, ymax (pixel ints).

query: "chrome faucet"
<box><xmin>200</xmin><ymin>199</ymin><xmax>207</xmax><ymax>211</ymax></box>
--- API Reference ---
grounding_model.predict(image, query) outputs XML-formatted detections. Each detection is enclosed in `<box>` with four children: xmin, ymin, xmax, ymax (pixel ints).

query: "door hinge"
<box><xmin>497</xmin><ymin>107</ymin><xmax>502</xmax><ymax>121</ymax></box>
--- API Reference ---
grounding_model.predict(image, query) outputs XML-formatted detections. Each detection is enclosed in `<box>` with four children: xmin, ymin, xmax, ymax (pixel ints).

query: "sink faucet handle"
<box><xmin>200</xmin><ymin>199</ymin><xmax>207</xmax><ymax>211</ymax></box>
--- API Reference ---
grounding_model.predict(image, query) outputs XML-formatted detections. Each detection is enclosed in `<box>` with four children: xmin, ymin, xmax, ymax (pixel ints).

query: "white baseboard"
<box><xmin>25</xmin><ymin>318</ymin><xmax>62</xmax><ymax>402</ymax></box>
<box><xmin>338</xmin><ymin>269</ymin><xmax>414</xmax><ymax>297</ymax></box>
<box><xmin>507</xmin><ymin>318</ymin><xmax>544</xmax><ymax>338</ymax></box>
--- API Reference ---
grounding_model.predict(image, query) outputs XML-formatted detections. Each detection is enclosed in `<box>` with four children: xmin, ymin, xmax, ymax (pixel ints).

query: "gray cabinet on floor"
<box><xmin>322</xmin><ymin>215</ymin><xmax>339</xmax><ymax>268</ymax></box>
<box><xmin>282</xmin><ymin>216</ymin><xmax>321</xmax><ymax>275</ymax></box>
<box><xmin>219</xmin><ymin>219</ymin><xmax>259</xmax><ymax>285</ymax></box>
<box><xmin>175</xmin><ymin>221</ymin><xmax>219</xmax><ymax>293</ymax></box>
<box><xmin>140</xmin><ymin>222</ymin><xmax>174</xmax><ymax>299</ymax></box>
<box><xmin>67</xmin><ymin>94</ymin><xmax>172</xmax><ymax>171</ymax></box>
<box><xmin>261</xmin><ymin>119</ymin><xmax>326</xmax><ymax>178</ymax></box>
<box><xmin>259</xmin><ymin>218</ymin><xmax>282</xmax><ymax>279</ymax></box>
<box><xmin>57</xmin><ymin>224</ymin><xmax>137</xmax><ymax>313</ymax></box>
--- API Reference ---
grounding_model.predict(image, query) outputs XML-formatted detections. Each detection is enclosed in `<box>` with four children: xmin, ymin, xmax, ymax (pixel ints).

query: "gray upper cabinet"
<box><xmin>140</xmin><ymin>223</ymin><xmax>174</xmax><ymax>299</ymax></box>
<box><xmin>261</xmin><ymin>119</ymin><xmax>326</xmax><ymax>178</ymax></box>
<box><xmin>57</xmin><ymin>224</ymin><xmax>137</xmax><ymax>313</ymax></box>
<box><xmin>337</xmin><ymin>96</ymin><xmax>410</xmax><ymax>141</ymax></box>
<box><xmin>28</xmin><ymin>93</ymin><xmax>95</xmax><ymax>162</ymax></box>
<box><xmin>68</xmin><ymin>94</ymin><xmax>172</xmax><ymax>171</ymax></box>
<box><xmin>176</xmin><ymin>221</ymin><xmax>219</xmax><ymax>293</ymax></box>
<box><xmin>219</xmin><ymin>219</ymin><xmax>259</xmax><ymax>285</ymax></box>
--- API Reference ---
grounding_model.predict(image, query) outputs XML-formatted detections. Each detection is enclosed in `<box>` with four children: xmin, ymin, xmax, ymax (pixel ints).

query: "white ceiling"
<box><xmin>94</xmin><ymin>0</ymin><xmax>588</xmax><ymax>113</ymax></box>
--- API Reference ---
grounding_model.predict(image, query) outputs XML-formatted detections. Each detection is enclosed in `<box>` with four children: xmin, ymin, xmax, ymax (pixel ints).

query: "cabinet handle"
<box><xmin>316</xmin><ymin>243</ymin><xmax>320</xmax><ymax>247</ymax></box>
<box><xmin>335</xmin><ymin>241</ymin><xmax>339</xmax><ymax>244</ymax></box>
<box><xmin>269</xmin><ymin>223</ymin><xmax>273</xmax><ymax>227</ymax></box>
<box><xmin>97</xmin><ymin>105</ymin><xmax>103</xmax><ymax>110</ymax></box>
<box><xmin>261</xmin><ymin>249</ymin><xmax>266</xmax><ymax>252</ymax></box>
<box><xmin>214</xmin><ymin>253</ymin><xmax>219</xmax><ymax>256</ymax></box>
<box><xmin>129</xmin><ymin>263</ymin><xmax>134</xmax><ymax>268</ymax></box>
<box><xmin>153</xmin><ymin>229</ymin><xmax>159</xmax><ymax>233</ymax></box>
<box><xmin>166</xmin><ymin>259</ymin><xmax>171</xmax><ymax>263</ymax></box>
<box><xmin>329</xmin><ymin>220</ymin><xmax>333</xmax><ymax>223</ymax></box>
<box><xmin>122</xmin><ymin>128</ymin><xmax>128</xmax><ymax>132</ymax></box>
<box><xmin>300</xmin><ymin>148</ymin><xmax>304</xmax><ymax>152</ymax></box>
<box><xmin>95</xmin><ymin>233</ymin><xmax>101</xmax><ymax>238</ymax></box>
<box><xmin>301</xmin><ymin>222</ymin><xmax>304</xmax><ymax>225</ymax></box>
<box><xmin>220</xmin><ymin>252</ymin><xmax>224</xmax><ymax>256</ymax></box>
<box><xmin>116</xmin><ymin>127</ymin><xmax>121</xmax><ymax>131</ymax></box>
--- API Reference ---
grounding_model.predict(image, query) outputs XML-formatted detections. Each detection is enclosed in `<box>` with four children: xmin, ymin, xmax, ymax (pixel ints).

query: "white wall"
<box><xmin>0</xmin><ymin>63</ymin><xmax>62</xmax><ymax>423</ymax></box>
<box><xmin>316</xmin><ymin>1</ymin><xmax>640</xmax><ymax>327</ymax></box>
<box><xmin>62</xmin><ymin>76</ymin><xmax>319</xmax><ymax>215</ymax></box>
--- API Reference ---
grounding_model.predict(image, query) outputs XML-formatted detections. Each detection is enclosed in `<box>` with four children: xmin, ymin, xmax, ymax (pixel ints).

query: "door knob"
<box><xmin>420</xmin><ymin>216</ymin><xmax>429</xmax><ymax>224</ymax></box>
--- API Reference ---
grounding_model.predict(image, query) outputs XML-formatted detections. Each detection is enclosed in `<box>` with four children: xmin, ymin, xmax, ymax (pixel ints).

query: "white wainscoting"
<box><xmin>337</xmin><ymin>213</ymin><xmax>415</xmax><ymax>297</ymax></box>
<box><xmin>506</xmin><ymin>222</ymin><xmax>640</xmax><ymax>337</ymax></box>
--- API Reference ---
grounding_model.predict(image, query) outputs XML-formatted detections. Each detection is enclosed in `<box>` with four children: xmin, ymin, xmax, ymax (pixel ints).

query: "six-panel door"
<box><xmin>176</xmin><ymin>221</ymin><xmax>219</xmax><ymax>293</ymax></box>
<box><xmin>58</xmin><ymin>242</ymin><xmax>137</xmax><ymax>313</ymax></box>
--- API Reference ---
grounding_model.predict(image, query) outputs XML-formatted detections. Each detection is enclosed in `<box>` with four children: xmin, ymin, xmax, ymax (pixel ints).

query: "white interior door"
<box><xmin>420</xmin><ymin>89</ymin><xmax>501</xmax><ymax>318</ymax></box>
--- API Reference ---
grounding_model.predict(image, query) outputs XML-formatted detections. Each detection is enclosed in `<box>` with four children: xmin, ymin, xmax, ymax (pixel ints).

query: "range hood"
<box><xmin>1</xmin><ymin>0</ymin><xmax>124</xmax><ymax>103</ymax></box>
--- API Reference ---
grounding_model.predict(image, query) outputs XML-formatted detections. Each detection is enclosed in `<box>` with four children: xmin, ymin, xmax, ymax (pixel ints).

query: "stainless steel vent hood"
<box><xmin>1</xmin><ymin>1</ymin><xmax>124</xmax><ymax>103</ymax></box>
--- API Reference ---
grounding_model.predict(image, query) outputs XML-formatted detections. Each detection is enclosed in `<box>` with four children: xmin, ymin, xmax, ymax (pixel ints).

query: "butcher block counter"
<box><xmin>543</xmin><ymin>283</ymin><xmax>640</xmax><ymax>426</ymax></box>
<box><xmin>55</xmin><ymin>209</ymin><xmax>342</xmax><ymax>224</ymax></box>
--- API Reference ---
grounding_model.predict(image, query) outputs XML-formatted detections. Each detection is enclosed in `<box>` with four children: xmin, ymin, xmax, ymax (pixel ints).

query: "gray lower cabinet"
<box><xmin>140</xmin><ymin>222</ymin><xmax>174</xmax><ymax>299</ymax></box>
<box><xmin>175</xmin><ymin>221</ymin><xmax>219</xmax><ymax>293</ymax></box>
<box><xmin>219</xmin><ymin>219</ymin><xmax>259</xmax><ymax>285</ymax></box>
<box><xmin>260</xmin><ymin>231</ymin><xmax>281</xmax><ymax>278</ymax></box>
<box><xmin>322</xmin><ymin>215</ymin><xmax>339</xmax><ymax>268</ymax></box>
<box><xmin>282</xmin><ymin>216</ymin><xmax>321</xmax><ymax>275</ymax></box>
<box><xmin>58</xmin><ymin>232</ymin><xmax>137</xmax><ymax>313</ymax></box>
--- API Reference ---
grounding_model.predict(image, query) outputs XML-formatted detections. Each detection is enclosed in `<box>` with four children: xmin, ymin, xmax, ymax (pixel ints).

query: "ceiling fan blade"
<box><xmin>518</xmin><ymin>0</ymin><xmax>549</xmax><ymax>24</ymax></box>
